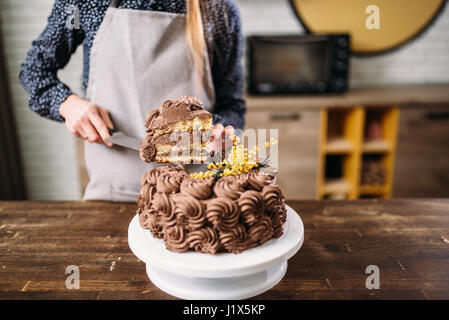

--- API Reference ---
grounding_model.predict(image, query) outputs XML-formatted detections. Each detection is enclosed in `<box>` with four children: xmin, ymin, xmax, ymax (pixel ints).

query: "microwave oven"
<box><xmin>247</xmin><ymin>34</ymin><xmax>350</xmax><ymax>95</ymax></box>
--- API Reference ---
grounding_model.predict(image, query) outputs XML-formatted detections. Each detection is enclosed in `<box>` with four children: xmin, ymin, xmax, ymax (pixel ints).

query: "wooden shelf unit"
<box><xmin>245</xmin><ymin>85</ymin><xmax>449</xmax><ymax>200</ymax></box>
<box><xmin>317</xmin><ymin>106</ymin><xmax>399</xmax><ymax>199</ymax></box>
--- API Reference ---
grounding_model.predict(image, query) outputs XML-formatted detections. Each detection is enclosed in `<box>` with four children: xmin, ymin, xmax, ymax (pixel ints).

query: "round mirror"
<box><xmin>290</xmin><ymin>0</ymin><xmax>447</xmax><ymax>54</ymax></box>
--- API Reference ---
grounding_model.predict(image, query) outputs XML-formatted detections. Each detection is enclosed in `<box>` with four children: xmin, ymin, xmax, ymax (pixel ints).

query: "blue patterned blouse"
<box><xmin>19</xmin><ymin>0</ymin><xmax>246</xmax><ymax>129</ymax></box>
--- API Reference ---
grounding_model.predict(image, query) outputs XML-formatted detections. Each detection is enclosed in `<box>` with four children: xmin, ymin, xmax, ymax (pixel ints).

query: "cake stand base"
<box><xmin>146</xmin><ymin>261</ymin><xmax>287</xmax><ymax>300</ymax></box>
<box><xmin>128</xmin><ymin>205</ymin><xmax>304</xmax><ymax>300</ymax></box>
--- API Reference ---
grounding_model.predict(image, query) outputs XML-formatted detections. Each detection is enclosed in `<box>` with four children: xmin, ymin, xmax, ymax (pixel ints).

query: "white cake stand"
<box><xmin>128</xmin><ymin>205</ymin><xmax>304</xmax><ymax>300</ymax></box>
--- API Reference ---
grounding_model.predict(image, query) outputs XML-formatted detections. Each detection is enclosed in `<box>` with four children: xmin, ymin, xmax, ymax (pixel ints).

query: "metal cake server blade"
<box><xmin>107</xmin><ymin>129</ymin><xmax>141</xmax><ymax>151</ymax></box>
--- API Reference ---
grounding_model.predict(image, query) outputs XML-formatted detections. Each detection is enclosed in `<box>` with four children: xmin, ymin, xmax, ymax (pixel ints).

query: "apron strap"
<box><xmin>110</xmin><ymin>0</ymin><xmax>122</xmax><ymax>8</ymax></box>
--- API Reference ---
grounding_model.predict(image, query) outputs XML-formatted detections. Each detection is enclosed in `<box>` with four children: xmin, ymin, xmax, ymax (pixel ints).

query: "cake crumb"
<box><xmin>354</xmin><ymin>228</ymin><xmax>363</xmax><ymax>237</ymax></box>
<box><xmin>441</xmin><ymin>235</ymin><xmax>449</xmax><ymax>244</ymax></box>
<box><xmin>21</xmin><ymin>281</ymin><xmax>31</xmax><ymax>292</ymax></box>
<box><xmin>109</xmin><ymin>261</ymin><xmax>116</xmax><ymax>271</ymax></box>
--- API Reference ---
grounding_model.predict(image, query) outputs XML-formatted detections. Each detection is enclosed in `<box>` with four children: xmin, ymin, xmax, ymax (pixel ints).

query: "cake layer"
<box><xmin>155</xmin><ymin>143</ymin><xmax>208</xmax><ymax>154</ymax></box>
<box><xmin>148</xmin><ymin>96</ymin><xmax>212</xmax><ymax>130</ymax></box>
<box><xmin>153</xmin><ymin>117</ymin><xmax>212</xmax><ymax>139</ymax></box>
<box><xmin>154</xmin><ymin>155</ymin><xmax>209</xmax><ymax>163</ymax></box>
<box><xmin>152</xmin><ymin>130</ymin><xmax>211</xmax><ymax>147</ymax></box>
<box><xmin>140</xmin><ymin>96</ymin><xmax>212</xmax><ymax>164</ymax></box>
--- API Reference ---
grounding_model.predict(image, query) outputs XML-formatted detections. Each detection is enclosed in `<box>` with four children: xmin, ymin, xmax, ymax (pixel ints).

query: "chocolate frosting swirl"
<box><xmin>238</xmin><ymin>190</ymin><xmax>264</xmax><ymax>226</ymax></box>
<box><xmin>145</xmin><ymin>109</ymin><xmax>160</xmax><ymax>131</ymax></box>
<box><xmin>270</xmin><ymin>209</ymin><xmax>284</xmax><ymax>238</ymax></box>
<box><xmin>213</xmin><ymin>175</ymin><xmax>244</xmax><ymax>199</ymax></box>
<box><xmin>137</xmin><ymin>184</ymin><xmax>156</xmax><ymax>208</ymax></box>
<box><xmin>261</xmin><ymin>185</ymin><xmax>285</xmax><ymax>212</ymax></box>
<box><xmin>180</xmin><ymin>178</ymin><xmax>214</xmax><ymax>200</ymax></box>
<box><xmin>219</xmin><ymin>224</ymin><xmax>248</xmax><ymax>254</ymax></box>
<box><xmin>138</xmin><ymin>208</ymin><xmax>150</xmax><ymax>228</ymax></box>
<box><xmin>160</xmin><ymin>96</ymin><xmax>204</xmax><ymax>123</ymax></box>
<box><xmin>156</xmin><ymin>174</ymin><xmax>183</xmax><ymax>194</ymax></box>
<box><xmin>206</xmin><ymin>197</ymin><xmax>240</xmax><ymax>230</ymax></box>
<box><xmin>188</xmin><ymin>227</ymin><xmax>220</xmax><ymax>254</ymax></box>
<box><xmin>138</xmin><ymin>206</ymin><xmax>164</xmax><ymax>239</ymax></box>
<box><xmin>174</xmin><ymin>196</ymin><xmax>207</xmax><ymax>231</ymax></box>
<box><xmin>248</xmin><ymin>215</ymin><xmax>274</xmax><ymax>246</ymax></box>
<box><xmin>141</xmin><ymin>167</ymin><xmax>163</xmax><ymax>186</ymax></box>
<box><xmin>152</xmin><ymin>192</ymin><xmax>176</xmax><ymax>227</ymax></box>
<box><xmin>162</xmin><ymin>165</ymin><xmax>189</xmax><ymax>176</ymax></box>
<box><xmin>163</xmin><ymin>226</ymin><xmax>189</xmax><ymax>252</ymax></box>
<box><xmin>246</xmin><ymin>170</ymin><xmax>273</xmax><ymax>191</ymax></box>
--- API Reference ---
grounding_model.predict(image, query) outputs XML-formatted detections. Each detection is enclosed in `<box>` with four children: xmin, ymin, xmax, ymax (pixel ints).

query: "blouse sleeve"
<box><xmin>210</xmin><ymin>0</ymin><xmax>246</xmax><ymax>130</ymax></box>
<box><xmin>19</xmin><ymin>0</ymin><xmax>84</xmax><ymax>122</ymax></box>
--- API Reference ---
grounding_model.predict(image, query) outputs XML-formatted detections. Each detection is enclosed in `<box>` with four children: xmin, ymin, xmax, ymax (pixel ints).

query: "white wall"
<box><xmin>1</xmin><ymin>0</ymin><xmax>83</xmax><ymax>200</ymax></box>
<box><xmin>236</xmin><ymin>0</ymin><xmax>449</xmax><ymax>87</ymax></box>
<box><xmin>1</xmin><ymin>0</ymin><xmax>448</xmax><ymax>200</ymax></box>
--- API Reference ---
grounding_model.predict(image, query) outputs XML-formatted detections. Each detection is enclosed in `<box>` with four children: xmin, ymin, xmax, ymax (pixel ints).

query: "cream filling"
<box><xmin>153</xmin><ymin>117</ymin><xmax>212</xmax><ymax>138</ymax></box>
<box><xmin>155</xmin><ymin>144</ymin><xmax>209</xmax><ymax>155</ymax></box>
<box><xmin>155</xmin><ymin>155</ymin><xmax>209</xmax><ymax>163</ymax></box>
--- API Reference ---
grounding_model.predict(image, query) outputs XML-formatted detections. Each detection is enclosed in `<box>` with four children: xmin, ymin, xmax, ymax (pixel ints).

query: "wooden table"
<box><xmin>1</xmin><ymin>199</ymin><xmax>448</xmax><ymax>299</ymax></box>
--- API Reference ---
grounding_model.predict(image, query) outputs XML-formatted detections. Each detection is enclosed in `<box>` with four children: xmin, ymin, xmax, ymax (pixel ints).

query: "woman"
<box><xmin>20</xmin><ymin>0</ymin><xmax>246</xmax><ymax>201</ymax></box>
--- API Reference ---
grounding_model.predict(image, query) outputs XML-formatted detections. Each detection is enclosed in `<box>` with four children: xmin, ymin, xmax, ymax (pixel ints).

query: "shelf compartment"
<box><xmin>362</xmin><ymin>140</ymin><xmax>390</xmax><ymax>153</ymax></box>
<box><xmin>326</xmin><ymin>138</ymin><xmax>353</xmax><ymax>154</ymax></box>
<box><xmin>360</xmin><ymin>154</ymin><xmax>387</xmax><ymax>187</ymax></box>
<box><xmin>359</xmin><ymin>184</ymin><xmax>387</xmax><ymax>195</ymax></box>
<box><xmin>323</xmin><ymin>179</ymin><xmax>351</xmax><ymax>194</ymax></box>
<box><xmin>326</xmin><ymin>109</ymin><xmax>348</xmax><ymax>141</ymax></box>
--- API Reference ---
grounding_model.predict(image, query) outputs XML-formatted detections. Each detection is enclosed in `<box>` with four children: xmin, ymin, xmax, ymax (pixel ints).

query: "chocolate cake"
<box><xmin>136</xmin><ymin>96</ymin><xmax>285</xmax><ymax>254</ymax></box>
<box><xmin>140</xmin><ymin>96</ymin><xmax>212</xmax><ymax>164</ymax></box>
<box><xmin>137</xmin><ymin>165</ymin><xmax>287</xmax><ymax>254</ymax></box>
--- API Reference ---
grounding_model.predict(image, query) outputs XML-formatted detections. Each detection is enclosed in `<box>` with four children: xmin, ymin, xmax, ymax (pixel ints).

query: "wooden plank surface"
<box><xmin>0</xmin><ymin>199</ymin><xmax>448</xmax><ymax>300</ymax></box>
<box><xmin>245</xmin><ymin>84</ymin><xmax>449</xmax><ymax>111</ymax></box>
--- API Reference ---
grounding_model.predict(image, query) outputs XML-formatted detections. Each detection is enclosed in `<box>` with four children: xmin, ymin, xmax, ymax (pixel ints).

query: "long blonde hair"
<box><xmin>186</xmin><ymin>0</ymin><xmax>206</xmax><ymax>87</ymax></box>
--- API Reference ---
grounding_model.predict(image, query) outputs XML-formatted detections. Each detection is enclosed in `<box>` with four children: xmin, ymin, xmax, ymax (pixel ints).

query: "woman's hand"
<box><xmin>209</xmin><ymin>123</ymin><xmax>235</xmax><ymax>153</ymax></box>
<box><xmin>59</xmin><ymin>94</ymin><xmax>114</xmax><ymax>147</ymax></box>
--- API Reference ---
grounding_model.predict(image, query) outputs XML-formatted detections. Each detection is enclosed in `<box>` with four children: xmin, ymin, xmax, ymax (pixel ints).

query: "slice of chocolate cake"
<box><xmin>140</xmin><ymin>96</ymin><xmax>212</xmax><ymax>164</ymax></box>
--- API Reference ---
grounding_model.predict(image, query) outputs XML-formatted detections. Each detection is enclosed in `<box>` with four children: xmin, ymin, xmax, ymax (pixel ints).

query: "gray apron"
<box><xmin>84</xmin><ymin>2</ymin><xmax>215</xmax><ymax>202</ymax></box>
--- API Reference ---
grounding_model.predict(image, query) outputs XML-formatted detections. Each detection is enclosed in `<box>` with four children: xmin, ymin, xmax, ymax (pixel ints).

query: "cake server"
<box><xmin>107</xmin><ymin>129</ymin><xmax>141</xmax><ymax>151</ymax></box>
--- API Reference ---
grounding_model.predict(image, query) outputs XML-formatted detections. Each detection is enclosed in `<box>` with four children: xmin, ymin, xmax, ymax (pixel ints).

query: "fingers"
<box><xmin>224</xmin><ymin>125</ymin><xmax>235</xmax><ymax>137</ymax></box>
<box><xmin>66</xmin><ymin>122</ymin><xmax>83</xmax><ymax>139</ymax></box>
<box><xmin>209</xmin><ymin>124</ymin><xmax>236</xmax><ymax>155</ymax></box>
<box><xmin>72</xmin><ymin>129</ymin><xmax>83</xmax><ymax>139</ymax></box>
<box><xmin>208</xmin><ymin>124</ymin><xmax>223</xmax><ymax>153</ymax></box>
<box><xmin>60</xmin><ymin>96</ymin><xmax>114</xmax><ymax>146</ymax></box>
<box><xmin>98</xmin><ymin>107</ymin><xmax>114</xmax><ymax>130</ymax></box>
<box><xmin>83</xmin><ymin>118</ymin><xmax>102</xmax><ymax>143</ymax></box>
<box><xmin>86</xmin><ymin>107</ymin><xmax>113</xmax><ymax>147</ymax></box>
<box><xmin>212</xmin><ymin>123</ymin><xmax>224</xmax><ymax>139</ymax></box>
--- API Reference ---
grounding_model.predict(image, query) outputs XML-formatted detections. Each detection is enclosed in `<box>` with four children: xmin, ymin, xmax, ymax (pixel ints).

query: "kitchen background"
<box><xmin>0</xmin><ymin>0</ymin><xmax>448</xmax><ymax>200</ymax></box>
